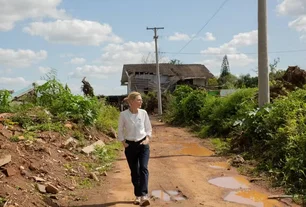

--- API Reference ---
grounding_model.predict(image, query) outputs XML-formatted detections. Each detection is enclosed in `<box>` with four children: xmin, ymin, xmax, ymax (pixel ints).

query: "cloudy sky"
<box><xmin>0</xmin><ymin>0</ymin><xmax>305</xmax><ymax>95</ymax></box>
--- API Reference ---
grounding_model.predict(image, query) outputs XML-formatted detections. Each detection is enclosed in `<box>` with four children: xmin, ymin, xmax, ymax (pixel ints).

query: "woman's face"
<box><xmin>130</xmin><ymin>95</ymin><xmax>143</xmax><ymax>109</ymax></box>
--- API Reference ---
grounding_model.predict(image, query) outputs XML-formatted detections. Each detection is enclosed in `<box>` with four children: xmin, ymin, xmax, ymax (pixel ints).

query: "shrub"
<box><xmin>199</xmin><ymin>88</ymin><xmax>257</xmax><ymax>137</ymax></box>
<box><xmin>235</xmin><ymin>89</ymin><xmax>306</xmax><ymax>195</ymax></box>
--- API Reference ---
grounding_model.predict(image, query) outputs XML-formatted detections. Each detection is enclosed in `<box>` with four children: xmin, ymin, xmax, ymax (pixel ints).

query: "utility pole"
<box><xmin>147</xmin><ymin>27</ymin><xmax>164</xmax><ymax>115</ymax></box>
<box><xmin>258</xmin><ymin>0</ymin><xmax>270</xmax><ymax>107</ymax></box>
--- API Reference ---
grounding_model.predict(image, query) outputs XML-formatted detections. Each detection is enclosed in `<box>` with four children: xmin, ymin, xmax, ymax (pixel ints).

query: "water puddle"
<box><xmin>151</xmin><ymin>190</ymin><xmax>187</xmax><ymax>202</ymax></box>
<box><xmin>177</xmin><ymin>143</ymin><xmax>214</xmax><ymax>156</ymax></box>
<box><xmin>208</xmin><ymin>176</ymin><xmax>250</xmax><ymax>189</ymax></box>
<box><xmin>209</xmin><ymin>162</ymin><xmax>230</xmax><ymax>170</ymax></box>
<box><xmin>224</xmin><ymin>190</ymin><xmax>285</xmax><ymax>207</ymax></box>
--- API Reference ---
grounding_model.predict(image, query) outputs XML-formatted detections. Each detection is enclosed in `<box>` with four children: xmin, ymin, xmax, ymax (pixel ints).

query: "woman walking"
<box><xmin>118</xmin><ymin>92</ymin><xmax>152</xmax><ymax>206</ymax></box>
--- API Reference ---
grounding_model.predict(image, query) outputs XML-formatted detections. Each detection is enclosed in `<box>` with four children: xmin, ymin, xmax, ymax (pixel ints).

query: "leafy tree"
<box><xmin>208</xmin><ymin>78</ymin><xmax>219</xmax><ymax>86</ymax></box>
<box><xmin>236</xmin><ymin>74</ymin><xmax>258</xmax><ymax>88</ymax></box>
<box><xmin>169</xmin><ymin>59</ymin><xmax>183</xmax><ymax>65</ymax></box>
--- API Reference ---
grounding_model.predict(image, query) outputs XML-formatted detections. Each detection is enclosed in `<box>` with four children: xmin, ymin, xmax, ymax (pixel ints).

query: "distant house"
<box><xmin>121</xmin><ymin>63</ymin><xmax>214</xmax><ymax>94</ymax></box>
<box><xmin>11</xmin><ymin>83</ymin><xmax>36</xmax><ymax>102</ymax></box>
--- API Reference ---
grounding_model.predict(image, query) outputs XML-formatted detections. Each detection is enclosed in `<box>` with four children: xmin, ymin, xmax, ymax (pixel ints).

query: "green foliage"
<box><xmin>141</xmin><ymin>91</ymin><xmax>172</xmax><ymax>114</ymax></box>
<box><xmin>96</xmin><ymin>101</ymin><xmax>120</xmax><ymax>133</ymax></box>
<box><xmin>0</xmin><ymin>196</ymin><xmax>7</xmax><ymax>206</ymax></box>
<box><xmin>234</xmin><ymin>89</ymin><xmax>306</xmax><ymax>195</ymax></box>
<box><xmin>4</xmin><ymin>78</ymin><xmax>119</xmax><ymax>143</ymax></box>
<box><xmin>236</xmin><ymin>74</ymin><xmax>258</xmax><ymax>88</ymax></box>
<box><xmin>181</xmin><ymin>90</ymin><xmax>207</xmax><ymax>124</ymax></box>
<box><xmin>200</xmin><ymin>88</ymin><xmax>257</xmax><ymax>136</ymax></box>
<box><xmin>169</xmin><ymin>59</ymin><xmax>183</xmax><ymax>65</ymax></box>
<box><xmin>220</xmin><ymin>55</ymin><xmax>230</xmax><ymax>78</ymax></box>
<box><xmin>36</xmin><ymin>79</ymin><xmax>100</xmax><ymax>125</ymax></box>
<box><xmin>211</xmin><ymin>138</ymin><xmax>231</xmax><ymax>155</ymax></box>
<box><xmin>166</xmin><ymin>74</ymin><xmax>306</xmax><ymax>196</ymax></box>
<box><xmin>78</xmin><ymin>178</ymin><xmax>93</xmax><ymax>189</ymax></box>
<box><xmin>94</xmin><ymin>141</ymin><xmax>121</xmax><ymax>171</ymax></box>
<box><xmin>141</xmin><ymin>91</ymin><xmax>157</xmax><ymax>113</ymax></box>
<box><xmin>218</xmin><ymin>74</ymin><xmax>238</xmax><ymax>89</ymax></box>
<box><xmin>164</xmin><ymin>85</ymin><xmax>194</xmax><ymax>125</ymax></box>
<box><xmin>208</xmin><ymin>78</ymin><xmax>218</xmax><ymax>86</ymax></box>
<box><xmin>0</xmin><ymin>90</ymin><xmax>11</xmax><ymax>113</ymax></box>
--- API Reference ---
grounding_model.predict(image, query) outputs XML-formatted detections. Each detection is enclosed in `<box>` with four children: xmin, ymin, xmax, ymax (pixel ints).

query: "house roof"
<box><xmin>121</xmin><ymin>63</ymin><xmax>214</xmax><ymax>85</ymax></box>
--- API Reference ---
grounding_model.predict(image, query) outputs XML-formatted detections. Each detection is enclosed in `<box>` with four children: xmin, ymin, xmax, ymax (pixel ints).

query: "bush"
<box><xmin>181</xmin><ymin>89</ymin><xmax>207</xmax><ymax>124</ymax></box>
<box><xmin>96</xmin><ymin>101</ymin><xmax>120</xmax><ymax>133</ymax></box>
<box><xmin>0</xmin><ymin>90</ymin><xmax>11</xmax><ymax>113</ymax></box>
<box><xmin>199</xmin><ymin>88</ymin><xmax>257</xmax><ymax>137</ymax></box>
<box><xmin>235</xmin><ymin>89</ymin><xmax>306</xmax><ymax>195</ymax></box>
<box><xmin>36</xmin><ymin>79</ymin><xmax>101</xmax><ymax>125</ymax></box>
<box><xmin>164</xmin><ymin>85</ymin><xmax>194</xmax><ymax>125</ymax></box>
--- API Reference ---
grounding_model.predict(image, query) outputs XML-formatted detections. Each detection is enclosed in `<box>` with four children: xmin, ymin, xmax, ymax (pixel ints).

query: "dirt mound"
<box><xmin>0</xmin><ymin>115</ymin><xmax>113</xmax><ymax>207</ymax></box>
<box><xmin>282</xmin><ymin>66</ymin><xmax>306</xmax><ymax>88</ymax></box>
<box><xmin>270</xmin><ymin>66</ymin><xmax>306</xmax><ymax>100</ymax></box>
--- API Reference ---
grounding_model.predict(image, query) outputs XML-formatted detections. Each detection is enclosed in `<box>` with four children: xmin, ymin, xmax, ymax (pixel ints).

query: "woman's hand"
<box><xmin>141</xmin><ymin>136</ymin><xmax>150</xmax><ymax>145</ymax></box>
<box><xmin>122</xmin><ymin>140</ymin><xmax>129</xmax><ymax>148</ymax></box>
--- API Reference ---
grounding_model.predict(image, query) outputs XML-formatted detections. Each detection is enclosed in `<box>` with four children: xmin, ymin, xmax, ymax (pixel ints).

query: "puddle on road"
<box><xmin>151</xmin><ymin>190</ymin><xmax>187</xmax><ymax>202</ymax></box>
<box><xmin>208</xmin><ymin>176</ymin><xmax>250</xmax><ymax>189</ymax></box>
<box><xmin>224</xmin><ymin>190</ymin><xmax>284</xmax><ymax>207</ymax></box>
<box><xmin>209</xmin><ymin>162</ymin><xmax>230</xmax><ymax>170</ymax></box>
<box><xmin>177</xmin><ymin>143</ymin><xmax>214</xmax><ymax>156</ymax></box>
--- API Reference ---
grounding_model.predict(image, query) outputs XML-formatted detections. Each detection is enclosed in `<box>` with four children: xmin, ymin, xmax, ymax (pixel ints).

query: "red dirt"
<box><xmin>63</xmin><ymin>118</ymin><xmax>300</xmax><ymax>207</ymax></box>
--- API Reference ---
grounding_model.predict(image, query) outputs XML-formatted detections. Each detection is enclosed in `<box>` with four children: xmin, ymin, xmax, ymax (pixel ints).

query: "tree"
<box><xmin>269</xmin><ymin>58</ymin><xmax>284</xmax><ymax>81</ymax></box>
<box><xmin>169</xmin><ymin>59</ymin><xmax>183</xmax><ymax>65</ymax></box>
<box><xmin>208</xmin><ymin>77</ymin><xmax>218</xmax><ymax>86</ymax></box>
<box><xmin>236</xmin><ymin>74</ymin><xmax>258</xmax><ymax>88</ymax></box>
<box><xmin>220</xmin><ymin>55</ymin><xmax>230</xmax><ymax>78</ymax></box>
<box><xmin>81</xmin><ymin>77</ymin><xmax>94</xmax><ymax>97</ymax></box>
<box><xmin>218</xmin><ymin>55</ymin><xmax>236</xmax><ymax>87</ymax></box>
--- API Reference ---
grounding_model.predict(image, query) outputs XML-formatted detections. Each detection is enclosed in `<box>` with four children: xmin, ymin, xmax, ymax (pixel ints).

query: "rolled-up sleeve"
<box><xmin>144</xmin><ymin>111</ymin><xmax>152</xmax><ymax>138</ymax></box>
<box><xmin>117</xmin><ymin>113</ymin><xmax>125</xmax><ymax>141</ymax></box>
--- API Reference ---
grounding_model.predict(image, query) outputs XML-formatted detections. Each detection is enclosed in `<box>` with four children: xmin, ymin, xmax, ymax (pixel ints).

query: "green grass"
<box><xmin>94</xmin><ymin>141</ymin><xmax>121</xmax><ymax>171</ymax></box>
<box><xmin>210</xmin><ymin>138</ymin><xmax>231</xmax><ymax>155</ymax></box>
<box><xmin>78</xmin><ymin>178</ymin><xmax>93</xmax><ymax>189</ymax></box>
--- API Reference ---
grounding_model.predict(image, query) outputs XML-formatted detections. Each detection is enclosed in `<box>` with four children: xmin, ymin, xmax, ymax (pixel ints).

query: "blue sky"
<box><xmin>0</xmin><ymin>0</ymin><xmax>305</xmax><ymax>95</ymax></box>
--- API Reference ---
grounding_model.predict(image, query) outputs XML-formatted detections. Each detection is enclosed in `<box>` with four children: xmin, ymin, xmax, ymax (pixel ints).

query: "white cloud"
<box><xmin>0</xmin><ymin>48</ymin><xmax>47</xmax><ymax>68</ymax></box>
<box><xmin>277</xmin><ymin>0</ymin><xmax>305</xmax><ymax>16</ymax></box>
<box><xmin>38</xmin><ymin>66</ymin><xmax>52</xmax><ymax>74</ymax></box>
<box><xmin>0</xmin><ymin>77</ymin><xmax>30</xmax><ymax>89</ymax></box>
<box><xmin>199</xmin><ymin>30</ymin><xmax>257</xmax><ymax>73</ymax></box>
<box><xmin>168</xmin><ymin>32</ymin><xmax>191</xmax><ymax>41</ymax></box>
<box><xmin>277</xmin><ymin>0</ymin><xmax>306</xmax><ymax>41</ymax></box>
<box><xmin>23</xmin><ymin>19</ymin><xmax>122</xmax><ymax>46</ymax></box>
<box><xmin>70</xmin><ymin>57</ymin><xmax>86</xmax><ymax>65</ymax></box>
<box><xmin>203</xmin><ymin>32</ymin><xmax>216</xmax><ymax>41</ymax></box>
<box><xmin>289</xmin><ymin>15</ymin><xmax>306</xmax><ymax>33</ymax></box>
<box><xmin>0</xmin><ymin>0</ymin><xmax>67</xmax><ymax>31</ymax></box>
<box><xmin>201</xmin><ymin>30</ymin><xmax>257</xmax><ymax>55</ymax></box>
<box><xmin>69</xmin><ymin>41</ymin><xmax>171</xmax><ymax>80</ymax></box>
<box><xmin>69</xmin><ymin>65</ymin><xmax>114</xmax><ymax>79</ymax></box>
<box><xmin>101</xmin><ymin>41</ymin><xmax>155</xmax><ymax>65</ymax></box>
<box><xmin>168</xmin><ymin>32</ymin><xmax>216</xmax><ymax>41</ymax></box>
<box><xmin>227</xmin><ymin>30</ymin><xmax>258</xmax><ymax>47</ymax></box>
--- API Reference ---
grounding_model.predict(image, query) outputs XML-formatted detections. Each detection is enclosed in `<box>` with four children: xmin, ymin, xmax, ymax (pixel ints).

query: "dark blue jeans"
<box><xmin>125</xmin><ymin>139</ymin><xmax>150</xmax><ymax>197</ymax></box>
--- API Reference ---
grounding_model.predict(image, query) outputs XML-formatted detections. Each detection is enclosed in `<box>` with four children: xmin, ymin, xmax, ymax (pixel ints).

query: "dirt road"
<box><xmin>68</xmin><ymin>118</ymin><xmax>296</xmax><ymax>207</ymax></box>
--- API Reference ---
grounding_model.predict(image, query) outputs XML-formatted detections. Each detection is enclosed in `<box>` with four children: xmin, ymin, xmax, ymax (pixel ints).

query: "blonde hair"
<box><xmin>126</xmin><ymin>91</ymin><xmax>141</xmax><ymax>103</ymax></box>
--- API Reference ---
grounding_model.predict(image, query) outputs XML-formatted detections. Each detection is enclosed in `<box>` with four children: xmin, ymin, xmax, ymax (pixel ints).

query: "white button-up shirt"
<box><xmin>118</xmin><ymin>109</ymin><xmax>152</xmax><ymax>142</ymax></box>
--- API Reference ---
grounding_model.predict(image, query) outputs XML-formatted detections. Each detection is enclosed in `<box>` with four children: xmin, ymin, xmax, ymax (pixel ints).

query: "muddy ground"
<box><xmin>65</xmin><ymin>118</ymin><xmax>300</xmax><ymax>207</ymax></box>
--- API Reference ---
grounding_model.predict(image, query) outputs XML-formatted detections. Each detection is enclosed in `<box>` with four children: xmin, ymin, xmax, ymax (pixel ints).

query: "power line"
<box><xmin>161</xmin><ymin>48</ymin><xmax>306</xmax><ymax>56</ymax></box>
<box><xmin>175</xmin><ymin>0</ymin><xmax>230</xmax><ymax>55</ymax></box>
